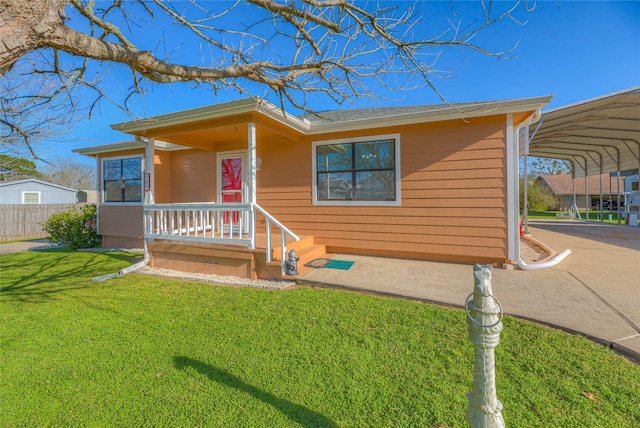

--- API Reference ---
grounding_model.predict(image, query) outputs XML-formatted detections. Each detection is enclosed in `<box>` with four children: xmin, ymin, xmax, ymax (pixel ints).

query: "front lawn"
<box><xmin>1</xmin><ymin>250</ymin><xmax>638</xmax><ymax>427</ymax></box>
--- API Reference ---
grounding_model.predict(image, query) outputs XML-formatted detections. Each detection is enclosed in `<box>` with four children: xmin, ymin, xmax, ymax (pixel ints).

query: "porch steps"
<box><xmin>268</xmin><ymin>236</ymin><xmax>327</xmax><ymax>278</ymax></box>
<box><xmin>148</xmin><ymin>235</ymin><xmax>325</xmax><ymax>281</ymax></box>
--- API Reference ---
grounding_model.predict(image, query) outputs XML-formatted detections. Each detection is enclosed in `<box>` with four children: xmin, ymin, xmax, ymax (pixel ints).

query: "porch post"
<box><xmin>141</xmin><ymin>136</ymin><xmax>155</xmax><ymax>259</ymax></box>
<box><xmin>144</xmin><ymin>137</ymin><xmax>155</xmax><ymax>205</ymax></box>
<box><xmin>248</xmin><ymin>122</ymin><xmax>257</xmax><ymax>249</ymax></box>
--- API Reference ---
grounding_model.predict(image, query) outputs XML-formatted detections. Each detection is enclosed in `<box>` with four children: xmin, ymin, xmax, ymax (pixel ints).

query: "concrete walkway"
<box><xmin>299</xmin><ymin>219</ymin><xmax>640</xmax><ymax>362</ymax></box>
<box><xmin>0</xmin><ymin>239</ymin><xmax>59</xmax><ymax>254</ymax></box>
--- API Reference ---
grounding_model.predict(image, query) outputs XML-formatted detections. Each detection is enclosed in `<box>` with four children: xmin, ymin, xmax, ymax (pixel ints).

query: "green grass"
<box><xmin>1</xmin><ymin>251</ymin><xmax>639</xmax><ymax>427</ymax></box>
<box><xmin>525</xmin><ymin>210</ymin><xmax>637</xmax><ymax>225</ymax></box>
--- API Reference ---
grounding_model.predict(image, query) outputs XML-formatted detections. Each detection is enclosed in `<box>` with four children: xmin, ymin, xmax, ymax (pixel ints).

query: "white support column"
<box><xmin>144</xmin><ymin>137</ymin><xmax>155</xmax><ymax>206</ymax></box>
<box><xmin>248</xmin><ymin>122</ymin><xmax>257</xmax><ymax>249</ymax></box>
<box><xmin>505</xmin><ymin>114</ymin><xmax>519</xmax><ymax>262</ymax></box>
<box><xmin>141</xmin><ymin>137</ymin><xmax>155</xmax><ymax>259</ymax></box>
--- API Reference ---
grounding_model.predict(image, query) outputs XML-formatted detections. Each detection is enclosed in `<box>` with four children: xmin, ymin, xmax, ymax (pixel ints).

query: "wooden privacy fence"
<box><xmin>0</xmin><ymin>204</ymin><xmax>74</xmax><ymax>241</ymax></box>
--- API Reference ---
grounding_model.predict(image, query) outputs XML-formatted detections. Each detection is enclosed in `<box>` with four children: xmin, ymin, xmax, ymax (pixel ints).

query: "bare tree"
<box><xmin>1</xmin><ymin>0</ymin><xmax>532</xmax><ymax>153</ymax></box>
<box><xmin>1</xmin><ymin>58</ymin><xmax>84</xmax><ymax>160</ymax></box>
<box><xmin>41</xmin><ymin>155</ymin><xmax>95</xmax><ymax>190</ymax></box>
<box><xmin>529</xmin><ymin>157</ymin><xmax>571</xmax><ymax>177</ymax></box>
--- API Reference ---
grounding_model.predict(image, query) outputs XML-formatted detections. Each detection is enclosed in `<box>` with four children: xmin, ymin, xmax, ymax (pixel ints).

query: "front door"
<box><xmin>217</xmin><ymin>152</ymin><xmax>247</xmax><ymax>230</ymax></box>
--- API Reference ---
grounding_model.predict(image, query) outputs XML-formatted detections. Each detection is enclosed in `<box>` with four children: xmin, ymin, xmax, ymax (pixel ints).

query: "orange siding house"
<box><xmin>75</xmin><ymin>96</ymin><xmax>551</xmax><ymax>279</ymax></box>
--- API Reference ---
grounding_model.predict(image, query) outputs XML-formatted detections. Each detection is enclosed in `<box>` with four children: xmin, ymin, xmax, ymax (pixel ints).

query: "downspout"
<box><xmin>92</xmin><ymin>137</ymin><xmax>153</xmax><ymax>282</ymax></box>
<box><xmin>516</xmin><ymin>248</ymin><xmax>572</xmax><ymax>271</ymax></box>
<box><xmin>512</xmin><ymin>109</ymin><xmax>571</xmax><ymax>270</ymax></box>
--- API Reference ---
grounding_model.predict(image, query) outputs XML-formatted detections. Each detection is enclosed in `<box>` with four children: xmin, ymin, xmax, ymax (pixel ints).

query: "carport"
<box><xmin>523</xmin><ymin>87</ymin><xmax>640</xmax><ymax>228</ymax></box>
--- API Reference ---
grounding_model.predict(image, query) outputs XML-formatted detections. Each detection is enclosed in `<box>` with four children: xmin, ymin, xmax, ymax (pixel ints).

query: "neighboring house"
<box><xmin>536</xmin><ymin>173</ymin><xmax>627</xmax><ymax>210</ymax></box>
<box><xmin>74</xmin><ymin>96</ymin><xmax>551</xmax><ymax>279</ymax></box>
<box><xmin>0</xmin><ymin>178</ymin><xmax>78</xmax><ymax>204</ymax></box>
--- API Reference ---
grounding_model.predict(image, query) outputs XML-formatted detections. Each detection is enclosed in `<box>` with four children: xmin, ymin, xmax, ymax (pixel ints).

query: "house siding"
<box><xmin>256</xmin><ymin>115</ymin><xmax>508</xmax><ymax>264</ymax></box>
<box><xmin>92</xmin><ymin>115</ymin><xmax>510</xmax><ymax>264</ymax></box>
<box><xmin>97</xmin><ymin>149</ymin><xmax>145</xmax><ymax>247</ymax></box>
<box><xmin>98</xmin><ymin>205</ymin><xmax>143</xmax><ymax>248</ymax></box>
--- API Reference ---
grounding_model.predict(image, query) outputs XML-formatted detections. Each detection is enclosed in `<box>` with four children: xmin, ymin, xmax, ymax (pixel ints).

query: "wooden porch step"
<box><xmin>258</xmin><ymin>235</ymin><xmax>325</xmax><ymax>279</ymax></box>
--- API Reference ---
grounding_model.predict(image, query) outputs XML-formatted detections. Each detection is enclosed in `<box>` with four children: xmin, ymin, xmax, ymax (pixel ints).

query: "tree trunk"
<box><xmin>0</xmin><ymin>0</ymin><xmax>66</xmax><ymax>75</ymax></box>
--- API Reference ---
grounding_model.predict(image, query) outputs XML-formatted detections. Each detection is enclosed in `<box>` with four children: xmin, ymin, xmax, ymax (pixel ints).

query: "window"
<box><xmin>22</xmin><ymin>192</ymin><xmax>40</xmax><ymax>204</ymax></box>
<box><xmin>103</xmin><ymin>157</ymin><xmax>142</xmax><ymax>203</ymax></box>
<box><xmin>313</xmin><ymin>135</ymin><xmax>400</xmax><ymax>206</ymax></box>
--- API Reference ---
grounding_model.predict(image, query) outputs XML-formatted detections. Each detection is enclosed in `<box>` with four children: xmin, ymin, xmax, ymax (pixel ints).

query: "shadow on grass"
<box><xmin>0</xmin><ymin>250</ymin><xmax>143</xmax><ymax>303</ymax></box>
<box><xmin>174</xmin><ymin>356</ymin><xmax>337</xmax><ymax>427</ymax></box>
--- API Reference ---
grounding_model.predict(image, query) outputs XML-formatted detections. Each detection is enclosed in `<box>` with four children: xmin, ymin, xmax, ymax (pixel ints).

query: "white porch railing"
<box><xmin>143</xmin><ymin>203</ymin><xmax>299</xmax><ymax>275</ymax></box>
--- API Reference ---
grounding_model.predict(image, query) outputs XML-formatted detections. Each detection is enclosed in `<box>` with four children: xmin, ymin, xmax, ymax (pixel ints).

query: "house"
<box><xmin>74</xmin><ymin>96</ymin><xmax>551</xmax><ymax>279</ymax></box>
<box><xmin>536</xmin><ymin>173</ymin><xmax>627</xmax><ymax>210</ymax></box>
<box><xmin>0</xmin><ymin>178</ymin><xmax>78</xmax><ymax>204</ymax></box>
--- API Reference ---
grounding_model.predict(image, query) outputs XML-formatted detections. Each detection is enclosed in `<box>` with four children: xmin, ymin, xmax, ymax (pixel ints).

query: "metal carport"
<box><xmin>525</xmin><ymin>87</ymin><xmax>640</xmax><ymax>224</ymax></box>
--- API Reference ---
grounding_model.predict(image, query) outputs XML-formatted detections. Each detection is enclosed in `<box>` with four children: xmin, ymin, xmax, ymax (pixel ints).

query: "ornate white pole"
<box><xmin>466</xmin><ymin>264</ymin><xmax>505</xmax><ymax>428</ymax></box>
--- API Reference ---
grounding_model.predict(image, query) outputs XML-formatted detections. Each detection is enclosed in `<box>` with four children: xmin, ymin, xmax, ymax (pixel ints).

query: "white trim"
<box><xmin>111</xmin><ymin>98</ymin><xmax>311</xmax><ymax>135</ymax></box>
<box><xmin>21</xmin><ymin>191</ymin><xmax>41</xmax><ymax>204</ymax></box>
<box><xmin>312</xmin><ymin>133</ymin><xmax>401</xmax><ymax>207</ymax></box>
<box><xmin>101</xmin><ymin>153</ymin><xmax>144</xmax><ymax>205</ymax></box>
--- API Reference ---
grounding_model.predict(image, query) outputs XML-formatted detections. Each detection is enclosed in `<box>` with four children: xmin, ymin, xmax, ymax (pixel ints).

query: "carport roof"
<box><xmin>528</xmin><ymin>87</ymin><xmax>640</xmax><ymax>178</ymax></box>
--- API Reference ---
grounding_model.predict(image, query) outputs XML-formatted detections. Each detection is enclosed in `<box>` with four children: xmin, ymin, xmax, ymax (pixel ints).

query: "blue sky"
<box><xmin>31</xmin><ymin>1</ymin><xmax>640</xmax><ymax>166</ymax></box>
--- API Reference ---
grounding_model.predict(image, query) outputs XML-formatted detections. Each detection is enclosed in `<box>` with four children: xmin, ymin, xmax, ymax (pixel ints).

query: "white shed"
<box><xmin>0</xmin><ymin>179</ymin><xmax>79</xmax><ymax>204</ymax></box>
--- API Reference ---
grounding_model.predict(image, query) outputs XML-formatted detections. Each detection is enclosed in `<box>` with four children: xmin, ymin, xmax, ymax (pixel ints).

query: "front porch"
<box><xmin>144</xmin><ymin>203</ymin><xmax>326</xmax><ymax>279</ymax></box>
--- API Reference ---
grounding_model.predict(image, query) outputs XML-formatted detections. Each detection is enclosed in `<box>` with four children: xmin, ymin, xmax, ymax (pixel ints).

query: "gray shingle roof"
<box><xmin>301</xmin><ymin>102</ymin><xmax>487</xmax><ymax>124</ymax></box>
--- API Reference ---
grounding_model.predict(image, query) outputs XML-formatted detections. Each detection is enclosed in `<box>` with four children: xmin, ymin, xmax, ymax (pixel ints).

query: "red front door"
<box><xmin>219</xmin><ymin>154</ymin><xmax>245</xmax><ymax>225</ymax></box>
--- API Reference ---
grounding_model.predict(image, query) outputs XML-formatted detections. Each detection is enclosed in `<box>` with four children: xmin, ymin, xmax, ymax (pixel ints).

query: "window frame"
<box><xmin>312</xmin><ymin>134</ymin><xmax>401</xmax><ymax>206</ymax></box>
<box><xmin>101</xmin><ymin>154</ymin><xmax>143</xmax><ymax>205</ymax></box>
<box><xmin>22</xmin><ymin>191</ymin><xmax>40</xmax><ymax>204</ymax></box>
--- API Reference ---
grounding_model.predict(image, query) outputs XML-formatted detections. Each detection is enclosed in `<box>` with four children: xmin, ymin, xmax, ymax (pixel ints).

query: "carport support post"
<box><xmin>599</xmin><ymin>174</ymin><xmax>604</xmax><ymax>222</ymax></box>
<box><xmin>466</xmin><ymin>264</ymin><xmax>505</xmax><ymax>428</ymax></box>
<box><xmin>617</xmin><ymin>171</ymin><xmax>621</xmax><ymax>224</ymax></box>
<box><xmin>585</xmin><ymin>169</ymin><xmax>589</xmax><ymax>222</ymax></box>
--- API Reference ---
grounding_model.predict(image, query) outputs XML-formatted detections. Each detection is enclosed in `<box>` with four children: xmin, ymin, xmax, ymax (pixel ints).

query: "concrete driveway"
<box><xmin>299</xmin><ymin>219</ymin><xmax>640</xmax><ymax>362</ymax></box>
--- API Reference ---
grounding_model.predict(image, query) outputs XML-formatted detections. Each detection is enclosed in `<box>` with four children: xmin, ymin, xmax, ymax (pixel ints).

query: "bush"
<box><xmin>42</xmin><ymin>204</ymin><xmax>102</xmax><ymax>250</ymax></box>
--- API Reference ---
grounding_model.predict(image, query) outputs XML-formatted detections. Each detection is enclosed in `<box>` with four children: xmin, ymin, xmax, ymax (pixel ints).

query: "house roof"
<box><xmin>0</xmin><ymin>178</ymin><xmax>78</xmax><ymax>192</ymax></box>
<box><xmin>74</xmin><ymin>95</ymin><xmax>552</xmax><ymax>154</ymax></box>
<box><xmin>302</xmin><ymin>97</ymin><xmax>553</xmax><ymax>133</ymax></box>
<box><xmin>528</xmin><ymin>87</ymin><xmax>640</xmax><ymax>178</ymax></box>
<box><xmin>538</xmin><ymin>173</ymin><xmax>626</xmax><ymax>196</ymax></box>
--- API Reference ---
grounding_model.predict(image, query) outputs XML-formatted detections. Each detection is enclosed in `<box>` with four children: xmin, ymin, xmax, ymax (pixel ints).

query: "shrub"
<box><xmin>42</xmin><ymin>204</ymin><xmax>102</xmax><ymax>250</ymax></box>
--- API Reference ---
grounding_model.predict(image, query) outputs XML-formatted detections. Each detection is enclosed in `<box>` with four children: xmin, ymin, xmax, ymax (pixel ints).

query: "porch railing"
<box><xmin>143</xmin><ymin>203</ymin><xmax>299</xmax><ymax>275</ymax></box>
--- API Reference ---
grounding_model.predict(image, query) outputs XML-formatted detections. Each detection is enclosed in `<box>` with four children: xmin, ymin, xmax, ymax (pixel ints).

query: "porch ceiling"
<box><xmin>120</xmin><ymin>113</ymin><xmax>303</xmax><ymax>151</ymax></box>
<box><xmin>528</xmin><ymin>87</ymin><xmax>640</xmax><ymax>178</ymax></box>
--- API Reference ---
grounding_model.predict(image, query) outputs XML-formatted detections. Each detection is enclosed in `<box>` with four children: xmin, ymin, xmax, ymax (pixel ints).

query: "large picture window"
<box><xmin>314</xmin><ymin>135</ymin><xmax>400</xmax><ymax>206</ymax></box>
<box><xmin>103</xmin><ymin>157</ymin><xmax>142</xmax><ymax>203</ymax></box>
